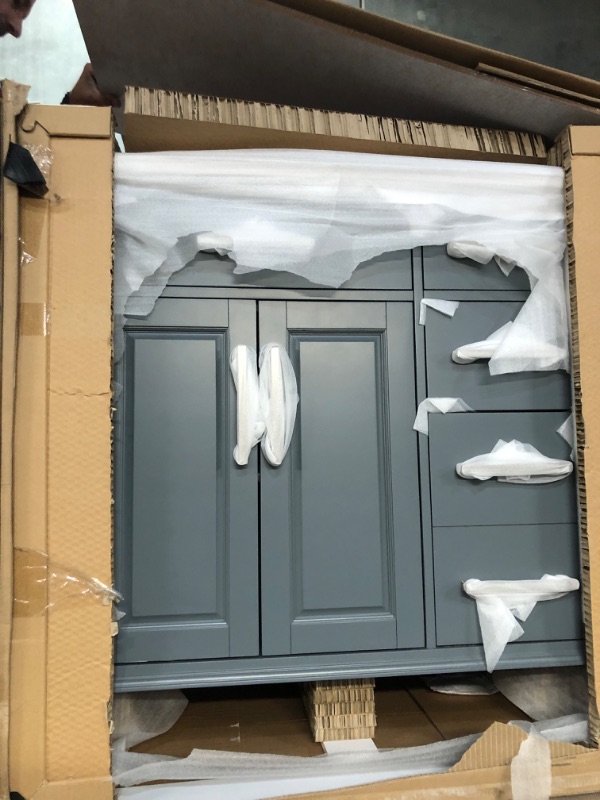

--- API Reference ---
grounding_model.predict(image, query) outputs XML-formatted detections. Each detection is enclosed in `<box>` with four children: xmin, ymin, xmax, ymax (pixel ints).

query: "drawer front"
<box><xmin>423</xmin><ymin>245</ymin><xmax>530</xmax><ymax>291</ymax></box>
<box><xmin>429</xmin><ymin>412</ymin><xmax>576</xmax><ymax>527</ymax></box>
<box><xmin>168</xmin><ymin>249</ymin><xmax>413</xmax><ymax>291</ymax></box>
<box><xmin>425</xmin><ymin>301</ymin><xmax>571</xmax><ymax>410</ymax></box>
<box><xmin>433</xmin><ymin>525</ymin><xmax>582</xmax><ymax>647</ymax></box>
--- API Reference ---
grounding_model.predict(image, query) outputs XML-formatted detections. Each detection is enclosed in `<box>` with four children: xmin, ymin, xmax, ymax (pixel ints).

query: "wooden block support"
<box><xmin>303</xmin><ymin>679</ymin><xmax>376</xmax><ymax>742</ymax></box>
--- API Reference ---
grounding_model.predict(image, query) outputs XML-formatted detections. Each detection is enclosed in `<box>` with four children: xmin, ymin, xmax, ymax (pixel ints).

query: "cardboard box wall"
<box><xmin>3</xmin><ymin>62</ymin><xmax>600</xmax><ymax>800</ymax></box>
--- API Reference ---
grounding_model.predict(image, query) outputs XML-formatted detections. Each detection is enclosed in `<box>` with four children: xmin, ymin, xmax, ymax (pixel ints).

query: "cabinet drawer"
<box><xmin>433</xmin><ymin>525</ymin><xmax>582</xmax><ymax>647</ymax></box>
<box><xmin>423</xmin><ymin>245</ymin><xmax>530</xmax><ymax>291</ymax></box>
<box><xmin>428</xmin><ymin>412</ymin><xmax>576</xmax><ymax>527</ymax></box>
<box><xmin>169</xmin><ymin>249</ymin><xmax>413</xmax><ymax>290</ymax></box>
<box><xmin>425</xmin><ymin>301</ymin><xmax>571</xmax><ymax>410</ymax></box>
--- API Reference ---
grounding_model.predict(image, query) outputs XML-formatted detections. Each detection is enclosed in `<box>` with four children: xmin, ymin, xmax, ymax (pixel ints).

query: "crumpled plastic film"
<box><xmin>13</xmin><ymin>547</ymin><xmax>122</xmax><ymax>616</ymax></box>
<box><xmin>413</xmin><ymin>397</ymin><xmax>473</xmax><ymax>435</ymax></box>
<box><xmin>452</xmin><ymin>322</ymin><xmax>513</xmax><ymax>364</ymax></box>
<box><xmin>113</xmin><ymin>149</ymin><xmax>567</xmax><ymax>372</ymax></box>
<box><xmin>22</xmin><ymin>142</ymin><xmax>54</xmax><ymax>184</ymax></box>
<box><xmin>456</xmin><ymin>439</ymin><xmax>573</xmax><ymax>483</ymax></box>
<box><xmin>259</xmin><ymin>343</ymin><xmax>299</xmax><ymax>467</ymax></box>
<box><xmin>463</xmin><ymin>574</ymin><xmax>580</xmax><ymax>672</ymax></box>
<box><xmin>419</xmin><ymin>298</ymin><xmax>460</xmax><ymax>326</ymax></box>
<box><xmin>229</xmin><ymin>345</ymin><xmax>264</xmax><ymax>466</ymax></box>
<box><xmin>19</xmin><ymin>236</ymin><xmax>35</xmax><ymax>266</ymax></box>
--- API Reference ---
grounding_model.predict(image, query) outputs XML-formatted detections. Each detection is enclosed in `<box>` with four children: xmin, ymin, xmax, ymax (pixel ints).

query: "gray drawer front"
<box><xmin>423</xmin><ymin>245</ymin><xmax>530</xmax><ymax>291</ymax></box>
<box><xmin>429</xmin><ymin>412</ymin><xmax>576</xmax><ymax>527</ymax></box>
<box><xmin>433</xmin><ymin>525</ymin><xmax>582</xmax><ymax>647</ymax></box>
<box><xmin>425</xmin><ymin>301</ymin><xmax>571</xmax><ymax>410</ymax></box>
<box><xmin>169</xmin><ymin>250</ymin><xmax>413</xmax><ymax>291</ymax></box>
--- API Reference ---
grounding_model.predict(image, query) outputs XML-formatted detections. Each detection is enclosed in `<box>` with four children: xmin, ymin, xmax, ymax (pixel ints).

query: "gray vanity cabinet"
<box><xmin>114</xmin><ymin>246</ymin><xmax>583</xmax><ymax>690</ymax></box>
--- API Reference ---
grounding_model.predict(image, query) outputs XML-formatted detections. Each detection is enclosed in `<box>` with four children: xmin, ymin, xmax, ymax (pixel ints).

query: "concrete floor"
<box><xmin>340</xmin><ymin>0</ymin><xmax>600</xmax><ymax>80</ymax></box>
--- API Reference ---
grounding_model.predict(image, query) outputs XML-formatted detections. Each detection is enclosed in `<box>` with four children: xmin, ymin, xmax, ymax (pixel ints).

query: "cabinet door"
<box><xmin>259</xmin><ymin>301</ymin><xmax>424</xmax><ymax>655</ymax></box>
<box><xmin>115</xmin><ymin>299</ymin><xmax>259</xmax><ymax>663</ymax></box>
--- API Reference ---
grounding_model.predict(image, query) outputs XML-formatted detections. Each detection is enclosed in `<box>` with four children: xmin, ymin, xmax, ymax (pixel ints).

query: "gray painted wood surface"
<box><xmin>115</xmin><ymin>299</ymin><xmax>259</xmax><ymax>663</ymax></box>
<box><xmin>259</xmin><ymin>301</ymin><xmax>424</xmax><ymax>655</ymax></box>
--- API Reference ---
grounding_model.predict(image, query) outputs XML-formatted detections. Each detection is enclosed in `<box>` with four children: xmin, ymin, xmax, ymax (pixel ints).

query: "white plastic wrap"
<box><xmin>258</xmin><ymin>343</ymin><xmax>299</xmax><ymax>467</ymax></box>
<box><xmin>413</xmin><ymin>397</ymin><xmax>473</xmax><ymax>435</ymax></box>
<box><xmin>419</xmin><ymin>298</ymin><xmax>460</xmax><ymax>326</ymax></box>
<box><xmin>229</xmin><ymin>346</ymin><xmax>264</xmax><ymax>466</ymax></box>
<box><xmin>557</xmin><ymin>413</ymin><xmax>576</xmax><ymax>459</ymax></box>
<box><xmin>114</xmin><ymin>149</ymin><xmax>567</xmax><ymax>373</ymax></box>
<box><xmin>456</xmin><ymin>439</ymin><xmax>573</xmax><ymax>483</ymax></box>
<box><xmin>463</xmin><ymin>575</ymin><xmax>580</xmax><ymax>672</ymax></box>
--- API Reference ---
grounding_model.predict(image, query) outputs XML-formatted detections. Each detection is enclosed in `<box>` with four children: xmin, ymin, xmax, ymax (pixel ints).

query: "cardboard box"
<box><xmin>4</xmin><ymin>4</ymin><xmax>600</xmax><ymax>797</ymax></box>
<box><xmin>2</xmin><ymin>88</ymin><xmax>114</xmax><ymax>800</ymax></box>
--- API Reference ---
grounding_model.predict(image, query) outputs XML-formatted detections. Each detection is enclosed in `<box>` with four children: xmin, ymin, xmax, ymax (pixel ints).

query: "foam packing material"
<box><xmin>413</xmin><ymin>397</ymin><xmax>473</xmax><ymax>435</ymax></box>
<box><xmin>456</xmin><ymin>439</ymin><xmax>573</xmax><ymax>483</ymax></box>
<box><xmin>452</xmin><ymin>321</ymin><xmax>513</xmax><ymax>364</ymax></box>
<box><xmin>114</xmin><ymin>150</ymin><xmax>567</xmax><ymax>374</ymax></box>
<box><xmin>113</xmin><ymin>734</ymin><xmax>479</xmax><ymax>789</ymax></box>
<box><xmin>258</xmin><ymin>343</ymin><xmax>299</xmax><ymax>467</ymax></box>
<box><xmin>463</xmin><ymin>575</ymin><xmax>580</xmax><ymax>672</ymax></box>
<box><xmin>229</xmin><ymin>343</ymin><xmax>299</xmax><ymax>467</ymax></box>
<box><xmin>419</xmin><ymin>298</ymin><xmax>460</xmax><ymax>325</ymax></box>
<box><xmin>229</xmin><ymin>345</ymin><xmax>264</xmax><ymax>466</ymax></box>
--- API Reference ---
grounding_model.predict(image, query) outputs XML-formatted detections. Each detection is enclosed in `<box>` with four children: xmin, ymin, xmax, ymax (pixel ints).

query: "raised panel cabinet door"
<box><xmin>259</xmin><ymin>301</ymin><xmax>424</xmax><ymax>656</ymax></box>
<box><xmin>114</xmin><ymin>299</ymin><xmax>259</xmax><ymax>663</ymax></box>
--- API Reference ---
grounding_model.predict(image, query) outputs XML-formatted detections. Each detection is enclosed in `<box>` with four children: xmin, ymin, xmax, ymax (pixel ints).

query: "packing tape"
<box><xmin>510</xmin><ymin>731</ymin><xmax>552</xmax><ymax>800</ymax></box>
<box><xmin>19</xmin><ymin>302</ymin><xmax>48</xmax><ymax>336</ymax></box>
<box><xmin>13</xmin><ymin>547</ymin><xmax>121</xmax><ymax>617</ymax></box>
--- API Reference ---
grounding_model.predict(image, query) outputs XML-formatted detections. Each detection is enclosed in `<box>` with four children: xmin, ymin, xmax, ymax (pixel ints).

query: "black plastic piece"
<box><xmin>3</xmin><ymin>141</ymin><xmax>48</xmax><ymax>197</ymax></box>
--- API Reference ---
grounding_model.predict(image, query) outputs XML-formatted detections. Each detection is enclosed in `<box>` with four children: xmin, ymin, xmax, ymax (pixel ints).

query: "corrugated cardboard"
<box><xmin>123</xmin><ymin>86</ymin><xmax>547</xmax><ymax>163</ymax></box>
<box><xmin>5</xmin><ymin>97</ymin><xmax>114</xmax><ymax>799</ymax></box>
<box><xmin>5</xmin><ymin>14</ymin><xmax>600</xmax><ymax>794</ymax></box>
<box><xmin>73</xmin><ymin>0</ymin><xmax>600</xmax><ymax>139</ymax></box>
<box><xmin>0</xmin><ymin>79</ymin><xmax>30</xmax><ymax>800</ymax></box>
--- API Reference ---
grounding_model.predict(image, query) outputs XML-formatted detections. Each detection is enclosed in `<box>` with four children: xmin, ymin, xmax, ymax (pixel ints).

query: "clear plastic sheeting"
<box><xmin>452</xmin><ymin>321</ymin><xmax>513</xmax><ymax>364</ymax></box>
<box><xmin>13</xmin><ymin>547</ymin><xmax>122</xmax><ymax>616</ymax></box>
<box><xmin>259</xmin><ymin>344</ymin><xmax>299</xmax><ymax>467</ymax></box>
<box><xmin>413</xmin><ymin>397</ymin><xmax>473</xmax><ymax>435</ymax></box>
<box><xmin>456</xmin><ymin>439</ymin><xmax>573</xmax><ymax>483</ymax></box>
<box><xmin>419</xmin><ymin>298</ymin><xmax>460</xmax><ymax>326</ymax></box>
<box><xmin>463</xmin><ymin>575</ymin><xmax>580</xmax><ymax>672</ymax></box>
<box><xmin>114</xmin><ymin>149</ymin><xmax>567</xmax><ymax>373</ymax></box>
<box><xmin>229</xmin><ymin>345</ymin><xmax>264</xmax><ymax>466</ymax></box>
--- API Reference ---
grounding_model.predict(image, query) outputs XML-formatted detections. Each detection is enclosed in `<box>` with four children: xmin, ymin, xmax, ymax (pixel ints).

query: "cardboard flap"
<box><xmin>450</xmin><ymin>722</ymin><xmax>587</xmax><ymax>772</ymax></box>
<box><xmin>74</xmin><ymin>0</ymin><xmax>600</xmax><ymax>140</ymax></box>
